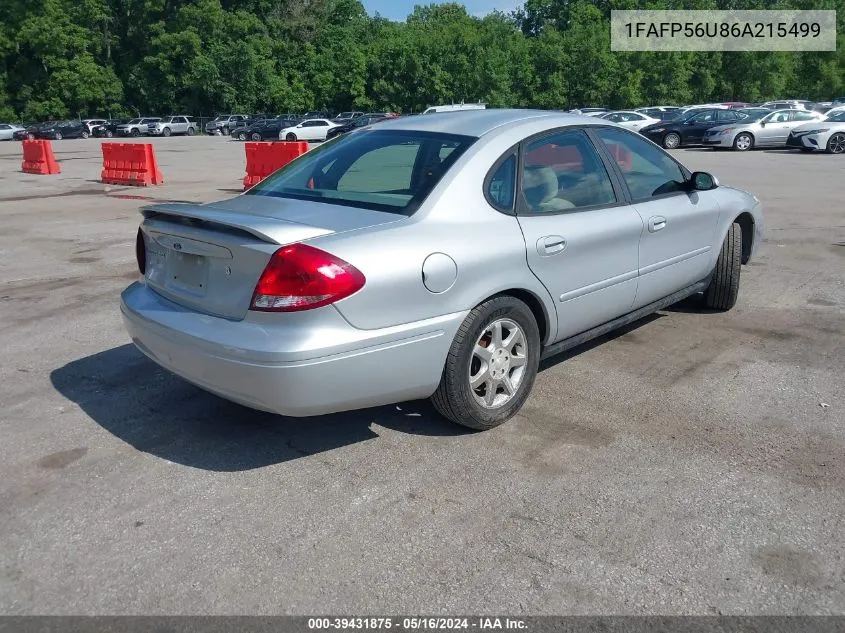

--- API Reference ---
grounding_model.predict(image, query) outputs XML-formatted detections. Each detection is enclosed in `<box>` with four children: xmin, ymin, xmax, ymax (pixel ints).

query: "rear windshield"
<box><xmin>246</xmin><ymin>129</ymin><xmax>476</xmax><ymax>215</ymax></box>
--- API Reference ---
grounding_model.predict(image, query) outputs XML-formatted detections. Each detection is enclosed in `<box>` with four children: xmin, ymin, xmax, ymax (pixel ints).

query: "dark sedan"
<box><xmin>639</xmin><ymin>108</ymin><xmax>746</xmax><ymax>149</ymax></box>
<box><xmin>36</xmin><ymin>120</ymin><xmax>91</xmax><ymax>140</ymax></box>
<box><xmin>238</xmin><ymin>118</ymin><xmax>299</xmax><ymax>141</ymax></box>
<box><xmin>13</xmin><ymin>123</ymin><xmax>44</xmax><ymax>141</ymax></box>
<box><xmin>93</xmin><ymin>119</ymin><xmax>129</xmax><ymax>138</ymax></box>
<box><xmin>325</xmin><ymin>114</ymin><xmax>392</xmax><ymax>140</ymax></box>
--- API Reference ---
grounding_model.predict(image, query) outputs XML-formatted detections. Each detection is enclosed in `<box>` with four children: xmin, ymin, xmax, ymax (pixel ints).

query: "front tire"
<box><xmin>431</xmin><ymin>296</ymin><xmax>540</xmax><ymax>430</ymax></box>
<box><xmin>105</xmin><ymin>130</ymin><xmax>113</xmax><ymax>138</ymax></box>
<box><xmin>238</xmin><ymin>132</ymin><xmax>246</xmax><ymax>141</ymax></box>
<box><xmin>162</xmin><ymin>127</ymin><xmax>171</xmax><ymax>137</ymax></box>
<box><xmin>285</xmin><ymin>132</ymin><xmax>297</xmax><ymax>141</ymax></box>
<box><xmin>826</xmin><ymin>132</ymin><xmax>845</xmax><ymax>154</ymax></box>
<box><xmin>733</xmin><ymin>133</ymin><xmax>753</xmax><ymax>151</ymax></box>
<box><xmin>54</xmin><ymin>132</ymin><xmax>62</xmax><ymax>140</ymax></box>
<box><xmin>131</xmin><ymin>128</ymin><xmax>140</xmax><ymax>137</ymax></box>
<box><xmin>704</xmin><ymin>223</ymin><xmax>741</xmax><ymax>311</ymax></box>
<box><xmin>250</xmin><ymin>132</ymin><xmax>261</xmax><ymax>141</ymax></box>
<box><xmin>81</xmin><ymin>131</ymin><xmax>89</xmax><ymax>139</ymax></box>
<box><xmin>663</xmin><ymin>132</ymin><xmax>681</xmax><ymax>149</ymax></box>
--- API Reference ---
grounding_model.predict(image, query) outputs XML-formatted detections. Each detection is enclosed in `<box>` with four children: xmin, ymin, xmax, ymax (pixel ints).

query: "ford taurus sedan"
<box><xmin>702</xmin><ymin>109</ymin><xmax>823</xmax><ymax>151</ymax></box>
<box><xmin>121</xmin><ymin>110</ymin><xmax>764</xmax><ymax>430</ymax></box>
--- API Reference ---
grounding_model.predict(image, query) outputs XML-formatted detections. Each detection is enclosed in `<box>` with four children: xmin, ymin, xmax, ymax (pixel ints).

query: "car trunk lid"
<box><xmin>139</xmin><ymin>196</ymin><xmax>404</xmax><ymax>320</ymax></box>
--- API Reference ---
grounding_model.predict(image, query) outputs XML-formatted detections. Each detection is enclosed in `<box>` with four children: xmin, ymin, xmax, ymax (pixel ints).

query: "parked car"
<box><xmin>279</xmin><ymin>118</ymin><xmax>340</xmax><ymax>142</ymax></box>
<box><xmin>238</xmin><ymin>118</ymin><xmax>300</xmax><ymax>141</ymax></box>
<box><xmin>599</xmin><ymin>111</ymin><xmax>660</xmax><ymax>131</ymax></box>
<box><xmin>300</xmin><ymin>111</ymin><xmax>331</xmax><ymax>120</ymax></box>
<box><xmin>639</xmin><ymin>108</ymin><xmax>747</xmax><ymax>148</ymax></box>
<box><xmin>325</xmin><ymin>114</ymin><xmax>392</xmax><ymax>140</ymax></box>
<box><xmin>0</xmin><ymin>123</ymin><xmax>24</xmax><ymax>141</ymax></box>
<box><xmin>635</xmin><ymin>106</ymin><xmax>682</xmax><ymax>120</ymax></box>
<box><xmin>122</xmin><ymin>109</ymin><xmax>763</xmax><ymax>430</ymax></box>
<box><xmin>702</xmin><ymin>109</ymin><xmax>824</xmax><ymax>151</ymax></box>
<box><xmin>117</xmin><ymin>118</ymin><xmax>161</xmax><ymax>137</ymax></box>
<box><xmin>37</xmin><ymin>120</ymin><xmax>92</xmax><ymax>140</ymax></box>
<box><xmin>569</xmin><ymin>108</ymin><xmax>611</xmax><ymax>117</ymax></box>
<box><xmin>334</xmin><ymin>111</ymin><xmax>364</xmax><ymax>121</ymax></box>
<box><xmin>13</xmin><ymin>123</ymin><xmax>49</xmax><ymax>140</ymax></box>
<box><xmin>92</xmin><ymin>119</ymin><xmax>128</xmax><ymax>138</ymax></box>
<box><xmin>735</xmin><ymin>107</ymin><xmax>773</xmax><ymax>119</ymax></box>
<box><xmin>831</xmin><ymin>97</ymin><xmax>845</xmax><ymax>107</ymax></box>
<box><xmin>786</xmin><ymin>109</ymin><xmax>845</xmax><ymax>154</ymax></box>
<box><xmin>148</xmin><ymin>116</ymin><xmax>198</xmax><ymax>136</ymax></box>
<box><xmin>81</xmin><ymin>119</ymin><xmax>107</xmax><ymax>135</ymax></box>
<box><xmin>205</xmin><ymin>115</ymin><xmax>248</xmax><ymax>135</ymax></box>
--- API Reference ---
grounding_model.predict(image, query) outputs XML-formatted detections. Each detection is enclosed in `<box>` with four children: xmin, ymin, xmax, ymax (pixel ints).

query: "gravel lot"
<box><xmin>0</xmin><ymin>136</ymin><xmax>843</xmax><ymax>615</ymax></box>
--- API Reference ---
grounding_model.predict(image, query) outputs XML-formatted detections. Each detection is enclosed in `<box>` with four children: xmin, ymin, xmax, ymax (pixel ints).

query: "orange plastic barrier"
<box><xmin>243</xmin><ymin>141</ymin><xmax>308</xmax><ymax>190</ymax></box>
<box><xmin>21</xmin><ymin>140</ymin><xmax>61</xmax><ymax>175</ymax></box>
<box><xmin>101</xmin><ymin>143</ymin><xmax>163</xmax><ymax>186</ymax></box>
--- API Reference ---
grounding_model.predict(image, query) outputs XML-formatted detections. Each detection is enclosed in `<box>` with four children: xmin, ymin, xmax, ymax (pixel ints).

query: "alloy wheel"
<box><xmin>469</xmin><ymin>318</ymin><xmax>528</xmax><ymax>409</ymax></box>
<box><xmin>828</xmin><ymin>133</ymin><xmax>845</xmax><ymax>154</ymax></box>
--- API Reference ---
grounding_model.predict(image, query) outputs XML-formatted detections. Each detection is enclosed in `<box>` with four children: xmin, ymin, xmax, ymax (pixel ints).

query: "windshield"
<box><xmin>247</xmin><ymin>129</ymin><xmax>475</xmax><ymax>215</ymax></box>
<box><xmin>825</xmin><ymin>111</ymin><xmax>845</xmax><ymax>122</ymax></box>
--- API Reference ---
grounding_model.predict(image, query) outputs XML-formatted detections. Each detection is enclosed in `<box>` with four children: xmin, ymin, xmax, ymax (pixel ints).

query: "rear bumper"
<box><xmin>120</xmin><ymin>282</ymin><xmax>465</xmax><ymax>417</ymax></box>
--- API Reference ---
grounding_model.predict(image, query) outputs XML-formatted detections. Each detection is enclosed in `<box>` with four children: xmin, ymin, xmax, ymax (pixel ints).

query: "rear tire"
<box><xmin>704</xmin><ymin>223</ymin><xmax>742</xmax><ymax>311</ymax></box>
<box><xmin>238</xmin><ymin>132</ymin><xmax>246</xmax><ymax>141</ymax></box>
<box><xmin>187</xmin><ymin>127</ymin><xmax>195</xmax><ymax>136</ymax></box>
<box><xmin>431</xmin><ymin>296</ymin><xmax>540</xmax><ymax>430</ymax></box>
<box><xmin>54</xmin><ymin>132</ymin><xmax>62</xmax><ymax>140</ymax></box>
<box><xmin>286</xmin><ymin>132</ymin><xmax>297</xmax><ymax>141</ymax></box>
<box><xmin>663</xmin><ymin>132</ymin><xmax>681</xmax><ymax>149</ymax></box>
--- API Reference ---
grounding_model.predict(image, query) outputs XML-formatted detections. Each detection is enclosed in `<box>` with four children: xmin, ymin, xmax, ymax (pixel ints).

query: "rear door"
<box><xmin>592</xmin><ymin>126</ymin><xmax>720</xmax><ymax>309</ymax></box>
<box><xmin>512</xmin><ymin>128</ymin><xmax>643</xmax><ymax>341</ymax></box>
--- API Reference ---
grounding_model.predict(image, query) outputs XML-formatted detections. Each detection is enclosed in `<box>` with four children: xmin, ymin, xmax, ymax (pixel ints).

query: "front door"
<box><xmin>514</xmin><ymin>129</ymin><xmax>642</xmax><ymax>341</ymax></box>
<box><xmin>756</xmin><ymin>110</ymin><xmax>793</xmax><ymax>146</ymax></box>
<box><xmin>681</xmin><ymin>109</ymin><xmax>718</xmax><ymax>144</ymax></box>
<box><xmin>592</xmin><ymin>127</ymin><xmax>721</xmax><ymax>308</ymax></box>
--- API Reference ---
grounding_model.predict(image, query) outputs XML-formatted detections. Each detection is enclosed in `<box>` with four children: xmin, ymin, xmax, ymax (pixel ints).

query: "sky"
<box><xmin>361</xmin><ymin>0</ymin><xmax>522</xmax><ymax>21</ymax></box>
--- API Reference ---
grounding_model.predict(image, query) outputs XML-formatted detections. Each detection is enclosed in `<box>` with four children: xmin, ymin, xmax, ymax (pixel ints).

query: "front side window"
<box><xmin>248</xmin><ymin>130</ymin><xmax>475</xmax><ymax>215</ymax></box>
<box><xmin>690</xmin><ymin>110</ymin><xmax>716</xmax><ymax>123</ymax></box>
<box><xmin>766</xmin><ymin>111</ymin><xmax>791</xmax><ymax>123</ymax></box>
<box><xmin>595</xmin><ymin>127</ymin><xmax>686</xmax><ymax>200</ymax></box>
<box><xmin>520</xmin><ymin>130</ymin><xmax>616</xmax><ymax>213</ymax></box>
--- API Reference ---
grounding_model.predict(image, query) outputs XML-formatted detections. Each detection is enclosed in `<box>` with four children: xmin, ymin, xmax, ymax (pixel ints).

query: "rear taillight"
<box><xmin>250</xmin><ymin>244</ymin><xmax>365</xmax><ymax>312</ymax></box>
<box><xmin>135</xmin><ymin>228</ymin><xmax>146</xmax><ymax>275</ymax></box>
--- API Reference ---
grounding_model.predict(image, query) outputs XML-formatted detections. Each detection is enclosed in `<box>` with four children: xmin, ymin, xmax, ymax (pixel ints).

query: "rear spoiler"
<box><xmin>140</xmin><ymin>202</ymin><xmax>332</xmax><ymax>245</ymax></box>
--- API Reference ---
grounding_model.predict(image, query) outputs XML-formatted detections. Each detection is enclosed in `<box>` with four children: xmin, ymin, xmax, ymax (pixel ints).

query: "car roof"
<box><xmin>373</xmin><ymin>109</ymin><xmax>603</xmax><ymax>137</ymax></box>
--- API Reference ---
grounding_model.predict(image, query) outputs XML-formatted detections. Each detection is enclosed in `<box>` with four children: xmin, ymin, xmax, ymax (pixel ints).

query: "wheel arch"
<box><xmin>733</xmin><ymin>211</ymin><xmax>755</xmax><ymax>264</ymax></box>
<box><xmin>481</xmin><ymin>288</ymin><xmax>553</xmax><ymax>346</ymax></box>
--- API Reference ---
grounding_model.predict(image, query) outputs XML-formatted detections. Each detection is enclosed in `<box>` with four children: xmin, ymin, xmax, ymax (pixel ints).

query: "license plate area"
<box><xmin>167</xmin><ymin>251</ymin><xmax>209</xmax><ymax>295</ymax></box>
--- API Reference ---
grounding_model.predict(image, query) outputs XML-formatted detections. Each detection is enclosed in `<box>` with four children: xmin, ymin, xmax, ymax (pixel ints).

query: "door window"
<box><xmin>766</xmin><ymin>111</ymin><xmax>791</xmax><ymax>123</ymax></box>
<box><xmin>520</xmin><ymin>130</ymin><xmax>616</xmax><ymax>213</ymax></box>
<box><xmin>791</xmin><ymin>111</ymin><xmax>817</xmax><ymax>121</ymax></box>
<box><xmin>716</xmin><ymin>110</ymin><xmax>739</xmax><ymax>122</ymax></box>
<box><xmin>595</xmin><ymin>127</ymin><xmax>687</xmax><ymax>201</ymax></box>
<box><xmin>689</xmin><ymin>110</ymin><xmax>716</xmax><ymax>123</ymax></box>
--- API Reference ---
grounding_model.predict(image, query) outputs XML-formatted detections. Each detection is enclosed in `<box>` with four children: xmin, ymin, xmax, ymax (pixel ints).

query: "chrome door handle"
<box><xmin>537</xmin><ymin>235</ymin><xmax>567</xmax><ymax>256</ymax></box>
<box><xmin>648</xmin><ymin>216</ymin><xmax>667</xmax><ymax>232</ymax></box>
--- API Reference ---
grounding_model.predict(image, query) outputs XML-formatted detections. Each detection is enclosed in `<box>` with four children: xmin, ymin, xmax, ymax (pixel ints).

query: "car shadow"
<box><xmin>50</xmin><ymin>344</ymin><xmax>468</xmax><ymax>472</ymax></box>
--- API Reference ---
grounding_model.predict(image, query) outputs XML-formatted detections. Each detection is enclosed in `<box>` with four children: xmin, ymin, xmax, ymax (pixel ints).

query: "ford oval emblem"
<box><xmin>173</xmin><ymin>242</ymin><xmax>182</xmax><ymax>251</ymax></box>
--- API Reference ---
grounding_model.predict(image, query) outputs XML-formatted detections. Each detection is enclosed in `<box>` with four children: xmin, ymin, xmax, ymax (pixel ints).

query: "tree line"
<box><xmin>1</xmin><ymin>0</ymin><xmax>843</xmax><ymax>122</ymax></box>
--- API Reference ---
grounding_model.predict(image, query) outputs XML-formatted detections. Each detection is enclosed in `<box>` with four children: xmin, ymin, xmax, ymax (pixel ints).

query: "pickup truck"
<box><xmin>148</xmin><ymin>116</ymin><xmax>198</xmax><ymax>137</ymax></box>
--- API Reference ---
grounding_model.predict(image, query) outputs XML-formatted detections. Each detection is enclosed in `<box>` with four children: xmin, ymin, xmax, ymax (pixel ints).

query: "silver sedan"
<box><xmin>702</xmin><ymin>108</ymin><xmax>824</xmax><ymax>150</ymax></box>
<box><xmin>122</xmin><ymin>110</ymin><xmax>763</xmax><ymax>430</ymax></box>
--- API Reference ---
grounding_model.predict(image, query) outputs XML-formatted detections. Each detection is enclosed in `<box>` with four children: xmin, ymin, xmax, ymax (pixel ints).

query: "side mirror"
<box><xmin>760</xmin><ymin>121</ymin><xmax>766</xmax><ymax>127</ymax></box>
<box><xmin>690</xmin><ymin>171</ymin><xmax>719</xmax><ymax>191</ymax></box>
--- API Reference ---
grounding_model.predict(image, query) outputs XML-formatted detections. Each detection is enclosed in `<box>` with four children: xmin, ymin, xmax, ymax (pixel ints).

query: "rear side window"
<box><xmin>248</xmin><ymin>129</ymin><xmax>475</xmax><ymax>215</ymax></box>
<box><xmin>486</xmin><ymin>154</ymin><xmax>516</xmax><ymax>211</ymax></box>
<box><xmin>520</xmin><ymin>130</ymin><xmax>616</xmax><ymax>213</ymax></box>
<box><xmin>595</xmin><ymin>127</ymin><xmax>686</xmax><ymax>200</ymax></box>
